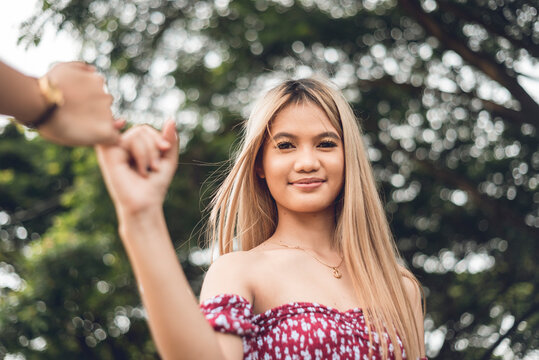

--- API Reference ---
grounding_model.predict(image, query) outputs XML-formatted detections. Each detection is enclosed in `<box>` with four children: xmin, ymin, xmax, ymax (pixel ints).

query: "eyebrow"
<box><xmin>271</xmin><ymin>131</ymin><xmax>341</xmax><ymax>141</ymax></box>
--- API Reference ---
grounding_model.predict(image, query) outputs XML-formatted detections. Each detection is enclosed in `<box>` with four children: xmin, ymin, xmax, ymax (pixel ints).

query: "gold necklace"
<box><xmin>278</xmin><ymin>242</ymin><xmax>344</xmax><ymax>279</ymax></box>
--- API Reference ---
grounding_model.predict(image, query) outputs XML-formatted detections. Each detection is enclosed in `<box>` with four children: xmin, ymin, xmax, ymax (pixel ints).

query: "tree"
<box><xmin>1</xmin><ymin>0</ymin><xmax>537</xmax><ymax>358</ymax></box>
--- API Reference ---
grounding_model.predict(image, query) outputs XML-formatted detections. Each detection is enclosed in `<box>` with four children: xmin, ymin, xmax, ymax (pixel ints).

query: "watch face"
<box><xmin>39</xmin><ymin>76</ymin><xmax>64</xmax><ymax>106</ymax></box>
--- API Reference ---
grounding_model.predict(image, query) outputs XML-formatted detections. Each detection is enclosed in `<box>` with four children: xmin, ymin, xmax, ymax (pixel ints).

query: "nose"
<box><xmin>294</xmin><ymin>147</ymin><xmax>320</xmax><ymax>173</ymax></box>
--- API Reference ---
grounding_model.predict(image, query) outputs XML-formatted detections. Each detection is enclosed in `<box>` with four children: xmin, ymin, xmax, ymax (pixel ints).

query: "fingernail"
<box><xmin>160</xmin><ymin>140</ymin><xmax>171</xmax><ymax>148</ymax></box>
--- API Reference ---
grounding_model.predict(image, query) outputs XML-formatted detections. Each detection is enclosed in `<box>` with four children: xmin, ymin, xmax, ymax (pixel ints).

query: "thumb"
<box><xmin>113</xmin><ymin>118</ymin><xmax>127</xmax><ymax>130</ymax></box>
<box><xmin>69</xmin><ymin>61</ymin><xmax>96</xmax><ymax>72</ymax></box>
<box><xmin>94</xmin><ymin>143</ymin><xmax>114</xmax><ymax>182</ymax></box>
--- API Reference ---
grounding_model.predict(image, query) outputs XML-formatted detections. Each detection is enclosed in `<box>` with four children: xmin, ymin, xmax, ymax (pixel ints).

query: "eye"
<box><xmin>318</xmin><ymin>139</ymin><xmax>338</xmax><ymax>148</ymax></box>
<box><xmin>276</xmin><ymin>141</ymin><xmax>294</xmax><ymax>150</ymax></box>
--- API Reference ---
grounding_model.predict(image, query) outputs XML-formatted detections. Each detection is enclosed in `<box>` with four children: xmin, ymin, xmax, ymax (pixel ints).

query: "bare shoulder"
<box><xmin>398</xmin><ymin>266</ymin><xmax>421</xmax><ymax>303</ymax></box>
<box><xmin>199</xmin><ymin>252</ymin><xmax>255</xmax><ymax>360</ymax></box>
<box><xmin>199</xmin><ymin>251</ymin><xmax>258</xmax><ymax>304</ymax></box>
<box><xmin>402</xmin><ymin>276</ymin><xmax>422</xmax><ymax>307</ymax></box>
<box><xmin>399</xmin><ymin>267</ymin><xmax>426</xmax><ymax>354</ymax></box>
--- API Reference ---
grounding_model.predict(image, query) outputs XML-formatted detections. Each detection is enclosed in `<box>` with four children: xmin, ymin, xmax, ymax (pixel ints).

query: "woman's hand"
<box><xmin>95</xmin><ymin>120</ymin><xmax>179</xmax><ymax>218</ymax></box>
<box><xmin>96</xmin><ymin>121</ymin><xmax>228</xmax><ymax>360</ymax></box>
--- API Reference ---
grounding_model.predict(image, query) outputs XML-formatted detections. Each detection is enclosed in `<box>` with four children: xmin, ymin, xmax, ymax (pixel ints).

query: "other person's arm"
<box><xmin>0</xmin><ymin>61</ymin><xmax>123</xmax><ymax>146</ymax></box>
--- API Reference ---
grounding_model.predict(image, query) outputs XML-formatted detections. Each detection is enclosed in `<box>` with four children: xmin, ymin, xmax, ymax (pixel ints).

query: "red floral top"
<box><xmin>200</xmin><ymin>294</ymin><xmax>427</xmax><ymax>360</ymax></box>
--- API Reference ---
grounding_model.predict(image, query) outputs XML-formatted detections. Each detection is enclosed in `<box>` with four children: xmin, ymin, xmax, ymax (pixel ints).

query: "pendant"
<box><xmin>332</xmin><ymin>267</ymin><xmax>342</xmax><ymax>279</ymax></box>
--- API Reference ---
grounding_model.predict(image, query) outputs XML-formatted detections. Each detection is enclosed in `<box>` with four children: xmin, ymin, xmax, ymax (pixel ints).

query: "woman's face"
<box><xmin>259</xmin><ymin>102</ymin><xmax>344</xmax><ymax>216</ymax></box>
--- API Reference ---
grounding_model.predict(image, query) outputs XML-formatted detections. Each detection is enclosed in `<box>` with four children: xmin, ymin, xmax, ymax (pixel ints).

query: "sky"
<box><xmin>0</xmin><ymin>0</ymin><xmax>80</xmax><ymax>76</ymax></box>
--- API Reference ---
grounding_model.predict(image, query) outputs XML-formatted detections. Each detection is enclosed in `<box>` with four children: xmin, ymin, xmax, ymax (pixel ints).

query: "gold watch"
<box><xmin>27</xmin><ymin>75</ymin><xmax>64</xmax><ymax>129</ymax></box>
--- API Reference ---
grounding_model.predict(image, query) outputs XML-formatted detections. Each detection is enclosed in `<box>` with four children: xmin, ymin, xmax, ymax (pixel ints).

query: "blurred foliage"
<box><xmin>1</xmin><ymin>0</ymin><xmax>538</xmax><ymax>358</ymax></box>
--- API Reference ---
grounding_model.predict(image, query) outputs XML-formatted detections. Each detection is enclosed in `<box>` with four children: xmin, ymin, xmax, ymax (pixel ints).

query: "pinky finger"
<box><xmin>114</xmin><ymin>118</ymin><xmax>127</xmax><ymax>130</ymax></box>
<box><xmin>148</xmin><ymin>128</ymin><xmax>171</xmax><ymax>152</ymax></box>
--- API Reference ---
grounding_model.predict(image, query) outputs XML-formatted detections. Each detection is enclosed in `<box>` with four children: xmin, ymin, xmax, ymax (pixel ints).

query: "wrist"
<box><xmin>117</xmin><ymin>206</ymin><xmax>165</xmax><ymax>234</ymax></box>
<box><xmin>28</xmin><ymin>75</ymin><xmax>64</xmax><ymax>129</ymax></box>
<box><xmin>118</xmin><ymin>207</ymin><xmax>170</xmax><ymax>252</ymax></box>
<box><xmin>15</xmin><ymin>76</ymin><xmax>48</xmax><ymax>126</ymax></box>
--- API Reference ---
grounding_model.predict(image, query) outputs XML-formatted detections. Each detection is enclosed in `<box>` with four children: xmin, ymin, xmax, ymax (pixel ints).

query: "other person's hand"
<box><xmin>38</xmin><ymin>62</ymin><xmax>124</xmax><ymax>146</ymax></box>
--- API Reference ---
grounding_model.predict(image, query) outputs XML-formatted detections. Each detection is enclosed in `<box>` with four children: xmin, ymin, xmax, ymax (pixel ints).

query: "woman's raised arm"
<box><xmin>95</xmin><ymin>122</ymin><xmax>227</xmax><ymax>360</ymax></box>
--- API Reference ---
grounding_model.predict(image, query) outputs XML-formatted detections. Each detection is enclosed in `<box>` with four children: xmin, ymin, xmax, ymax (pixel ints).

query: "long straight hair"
<box><xmin>207</xmin><ymin>78</ymin><xmax>423</xmax><ymax>360</ymax></box>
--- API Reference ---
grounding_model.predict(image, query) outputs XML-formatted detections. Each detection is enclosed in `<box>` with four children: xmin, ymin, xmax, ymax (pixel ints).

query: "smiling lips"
<box><xmin>290</xmin><ymin>178</ymin><xmax>326</xmax><ymax>189</ymax></box>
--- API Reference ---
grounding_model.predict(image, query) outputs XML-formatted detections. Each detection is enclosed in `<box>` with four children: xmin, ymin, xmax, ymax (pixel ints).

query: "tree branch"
<box><xmin>436</xmin><ymin>0</ymin><xmax>539</xmax><ymax>59</ymax></box>
<box><xmin>12</xmin><ymin>196</ymin><xmax>62</xmax><ymax>223</ymax></box>
<box><xmin>481</xmin><ymin>99</ymin><xmax>530</xmax><ymax>127</ymax></box>
<box><xmin>413</xmin><ymin>158</ymin><xmax>538</xmax><ymax>240</ymax></box>
<box><xmin>397</xmin><ymin>0</ymin><xmax>539</xmax><ymax>122</ymax></box>
<box><xmin>479</xmin><ymin>302</ymin><xmax>539</xmax><ymax>360</ymax></box>
<box><xmin>358</xmin><ymin>76</ymin><xmax>538</xmax><ymax>128</ymax></box>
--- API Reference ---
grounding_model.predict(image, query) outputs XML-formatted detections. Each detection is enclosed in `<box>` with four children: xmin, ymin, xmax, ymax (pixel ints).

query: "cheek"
<box><xmin>261</xmin><ymin>158</ymin><xmax>293</xmax><ymax>202</ymax></box>
<box><xmin>262</xmin><ymin>160</ymin><xmax>287</xmax><ymax>185</ymax></box>
<box><xmin>331</xmin><ymin>154</ymin><xmax>345</xmax><ymax>191</ymax></box>
<box><xmin>329</xmin><ymin>153</ymin><xmax>345</xmax><ymax>175</ymax></box>
<box><xmin>261</xmin><ymin>166</ymin><xmax>284</xmax><ymax>203</ymax></box>
<box><xmin>262</xmin><ymin>149</ymin><xmax>287</xmax><ymax>180</ymax></box>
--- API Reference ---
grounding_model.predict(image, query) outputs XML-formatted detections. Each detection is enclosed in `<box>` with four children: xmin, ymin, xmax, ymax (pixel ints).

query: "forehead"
<box><xmin>269</xmin><ymin>102</ymin><xmax>338</xmax><ymax>135</ymax></box>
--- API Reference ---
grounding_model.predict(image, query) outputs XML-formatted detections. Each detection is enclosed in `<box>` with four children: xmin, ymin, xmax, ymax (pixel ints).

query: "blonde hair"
<box><xmin>207</xmin><ymin>78</ymin><xmax>423</xmax><ymax>360</ymax></box>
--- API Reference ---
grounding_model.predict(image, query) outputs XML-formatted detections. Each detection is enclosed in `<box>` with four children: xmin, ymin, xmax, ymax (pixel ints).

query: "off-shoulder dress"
<box><xmin>200</xmin><ymin>294</ymin><xmax>427</xmax><ymax>360</ymax></box>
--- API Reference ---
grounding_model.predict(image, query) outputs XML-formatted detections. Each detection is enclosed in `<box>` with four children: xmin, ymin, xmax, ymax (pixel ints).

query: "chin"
<box><xmin>280</xmin><ymin>201</ymin><xmax>336</xmax><ymax>215</ymax></box>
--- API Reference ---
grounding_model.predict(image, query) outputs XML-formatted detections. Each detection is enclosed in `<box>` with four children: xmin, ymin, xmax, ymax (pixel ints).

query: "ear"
<box><xmin>255</xmin><ymin>148</ymin><xmax>265</xmax><ymax>179</ymax></box>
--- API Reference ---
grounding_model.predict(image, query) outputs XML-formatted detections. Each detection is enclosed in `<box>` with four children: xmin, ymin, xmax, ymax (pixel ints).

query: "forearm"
<box><xmin>0</xmin><ymin>61</ymin><xmax>46</xmax><ymax>125</ymax></box>
<box><xmin>118</xmin><ymin>208</ymin><xmax>224</xmax><ymax>360</ymax></box>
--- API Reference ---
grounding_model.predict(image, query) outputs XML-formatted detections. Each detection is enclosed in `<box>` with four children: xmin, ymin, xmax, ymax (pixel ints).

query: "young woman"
<box><xmin>96</xmin><ymin>78</ymin><xmax>427</xmax><ymax>360</ymax></box>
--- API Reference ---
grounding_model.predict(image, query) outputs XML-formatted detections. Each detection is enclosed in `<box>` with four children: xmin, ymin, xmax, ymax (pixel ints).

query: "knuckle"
<box><xmin>141</xmin><ymin>124</ymin><xmax>158</xmax><ymax>135</ymax></box>
<box><xmin>94</xmin><ymin>74</ymin><xmax>106</xmax><ymax>87</ymax></box>
<box><xmin>132</xmin><ymin>125</ymin><xmax>147</xmax><ymax>133</ymax></box>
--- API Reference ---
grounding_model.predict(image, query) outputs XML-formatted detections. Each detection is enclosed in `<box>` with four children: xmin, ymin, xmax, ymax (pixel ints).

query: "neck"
<box><xmin>271</xmin><ymin>205</ymin><xmax>338</xmax><ymax>253</ymax></box>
